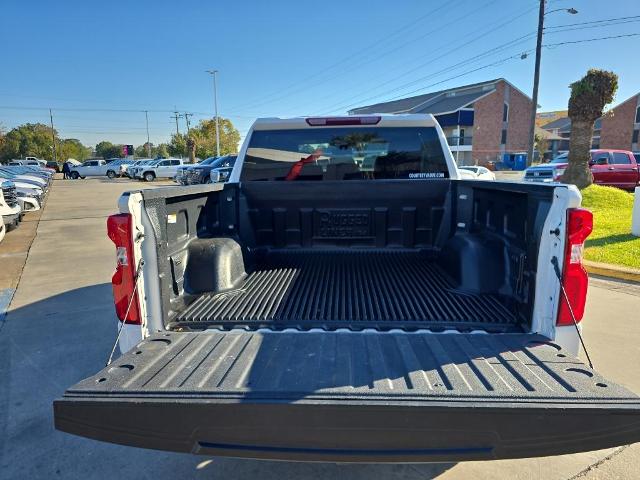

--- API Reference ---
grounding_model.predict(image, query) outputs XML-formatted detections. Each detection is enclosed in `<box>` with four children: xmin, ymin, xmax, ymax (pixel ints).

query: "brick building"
<box><xmin>349</xmin><ymin>78</ymin><xmax>534</xmax><ymax>166</ymax></box>
<box><xmin>540</xmin><ymin>92</ymin><xmax>640</xmax><ymax>154</ymax></box>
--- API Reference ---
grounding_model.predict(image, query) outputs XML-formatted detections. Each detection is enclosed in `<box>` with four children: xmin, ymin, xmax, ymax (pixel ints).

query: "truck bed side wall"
<box><xmin>139</xmin><ymin>181</ymin><xmax>555</xmax><ymax>330</ymax></box>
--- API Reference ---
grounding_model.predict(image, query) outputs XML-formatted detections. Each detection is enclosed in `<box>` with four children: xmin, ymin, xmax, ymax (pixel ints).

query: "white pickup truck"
<box><xmin>55</xmin><ymin>114</ymin><xmax>640</xmax><ymax>463</ymax></box>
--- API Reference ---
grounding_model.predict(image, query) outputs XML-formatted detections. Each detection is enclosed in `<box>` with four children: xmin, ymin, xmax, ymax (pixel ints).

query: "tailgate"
<box><xmin>54</xmin><ymin>331</ymin><xmax>640</xmax><ymax>462</ymax></box>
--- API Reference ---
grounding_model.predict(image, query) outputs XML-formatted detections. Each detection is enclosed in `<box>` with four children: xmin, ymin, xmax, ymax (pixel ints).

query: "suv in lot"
<box><xmin>525</xmin><ymin>150</ymin><xmax>640</xmax><ymax>190</ymax></box>
<box><xmin>187</xmin><ymin>155</ymin><xmax>236</xmax><ymax>184</ymax></box>
<box><xmin>132</xmin><ymin>158</ymin><xmax>184</xmax><ymax>181</ymax></box>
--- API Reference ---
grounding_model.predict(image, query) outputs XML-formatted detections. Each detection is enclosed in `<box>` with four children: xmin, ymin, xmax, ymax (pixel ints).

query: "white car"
<box><xmin>133</xmin><ymin>158</ymin><xmax>184</xmax><ymax>182</ymax></box>
<box><xmin>459</xmin><ymin>165</ymin><xmax>496</xmax><ymax>181</ymax></box>
<box><xmin>1</xmin><ymin>181</ymin><xmax>22</xmax><ymax>233</ymax></box>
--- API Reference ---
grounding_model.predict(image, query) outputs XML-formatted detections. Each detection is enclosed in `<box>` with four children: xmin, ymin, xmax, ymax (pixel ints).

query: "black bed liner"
<box><xmin>55</xmin><ymin>330</ymin><xmax>640</xmax><ymax>462</ymax></box>
<box><xmin>173</xmin><ymin>251</ymin><xmax>519</xmax><ymax>331</ymax></box>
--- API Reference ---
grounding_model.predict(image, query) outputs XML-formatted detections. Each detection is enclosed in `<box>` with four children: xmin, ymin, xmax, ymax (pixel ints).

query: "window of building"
<box><xmin>612</xmin><ymin>152</ymin><xmax>632</xmax><ymax>164</ymax></box>
<box><xmin>500</xmin><ymin>129</ymin><xmax>507</xmax><ymax>145</ymax></box>
<box><xmin>503</xmin><ymin>103</ymin><xmax>509</xmax><ymax>122</ymax></box>
<box><xmin>633</xmin><ymin>129</ymin><xmax>639</xmax><ymax>144</ymax></box>
<box><xmin>635</xmin><ymin>105</ymin><xmax>640</xmax><ymax>124</ymax></box>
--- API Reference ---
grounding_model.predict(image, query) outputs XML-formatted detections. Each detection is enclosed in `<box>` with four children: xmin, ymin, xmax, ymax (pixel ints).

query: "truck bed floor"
<box><xmin>173</xmin><ymin>251</ymin><xmax>519</xmax><ymax>331</ymax></box>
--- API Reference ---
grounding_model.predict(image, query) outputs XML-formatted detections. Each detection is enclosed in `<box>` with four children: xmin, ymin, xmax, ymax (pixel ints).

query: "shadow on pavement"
<box><xmin>0</xmin><ymin>283</ymin><xmax>455</xmax><ymax>480</ymax></box>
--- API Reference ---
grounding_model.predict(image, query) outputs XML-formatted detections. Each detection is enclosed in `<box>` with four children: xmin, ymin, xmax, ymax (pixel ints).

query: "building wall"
<box><xmin>472</xmin><ymin>80</ymin><xmax>533</xmax><ymax>165</ymax></box>
<box><xmin>472</xmin><ymin>83</ymin><xmax>504</xmax><ymax>165</ymax></box>
<box><xmin>506</xmin><ymin>85</ymin><xmax>533</xmax><ymax>152</ymax></box>
<box><xmin>600</xmin><ymin>94</ymin><xmax>639</xmax><ymax>150</ymax></box>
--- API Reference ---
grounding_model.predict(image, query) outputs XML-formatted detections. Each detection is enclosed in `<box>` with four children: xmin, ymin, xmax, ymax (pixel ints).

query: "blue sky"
<box><xmin>1</xmin><ymin>0</ymin><xmax>639</xmax><ymax>147</ymax></box>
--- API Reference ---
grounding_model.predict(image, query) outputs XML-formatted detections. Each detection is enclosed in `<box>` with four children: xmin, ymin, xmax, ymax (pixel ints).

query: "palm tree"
<box><xmin>560</xmin><ymin>69</ymin><xmax>618</xmax><ymax>189</ymax></box>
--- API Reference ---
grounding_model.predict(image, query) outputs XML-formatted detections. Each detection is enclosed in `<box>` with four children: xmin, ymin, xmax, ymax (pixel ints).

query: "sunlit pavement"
<box><xmin>0</xmin><ymin>178</ymin><xmax>637</xmax><ymax>479</ymax></box>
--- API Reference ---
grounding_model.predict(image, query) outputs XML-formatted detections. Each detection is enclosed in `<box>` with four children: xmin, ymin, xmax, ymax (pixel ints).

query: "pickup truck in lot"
<box><xmin>525</xmin><ymin>149</ymin><xmax>640</xmax><ymax>190</ymax></box>
<box><xmin>55</xmin><ymin>114</ymin><xmax>640</xmax><ymax>463</ymax></box>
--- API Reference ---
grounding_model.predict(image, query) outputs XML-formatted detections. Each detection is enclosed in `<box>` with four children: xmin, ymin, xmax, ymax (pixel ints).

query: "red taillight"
<box><xmin>107</xmin><ymin>213</ymin><xmax>141</xmax><ymax>324</ymax></box>
<box><xmin>557</xmin><ymin>208</ymin><xmax>593</xmax><ymax>326</ymax></box>
<box><xmin>305</xmin><ymin>116</ymin><xmax>381</xmax><ymax>126</ymax></box>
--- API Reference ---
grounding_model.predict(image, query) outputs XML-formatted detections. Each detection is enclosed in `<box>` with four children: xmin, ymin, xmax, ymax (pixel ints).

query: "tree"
<box><xmin>0</xmin><ymin>123</ymin><xmax>57</xmax><ymax>161</ymax></box>
<box><xmin>534</xmin><ymin>132</ymin><xmax>548</xmax><ymax>163</ymax></box>
<box><xmin>95</xmin><ymin>141</ymin><xmax>124</xmax><ymax>159</ymax></box>
<box><xmin>560</xmin><ymin>69</ymin><xmax>618</xmax><ymax>188</ymax></box>
<box><xmin>58</xmin><ymin>138</ymin><xmax>91</xmax><ymax>161</ymax></box>
<box><xmin>168</xmin><ymin>117</ymin><xmax>240</xmax><ymax>161</ymax></box>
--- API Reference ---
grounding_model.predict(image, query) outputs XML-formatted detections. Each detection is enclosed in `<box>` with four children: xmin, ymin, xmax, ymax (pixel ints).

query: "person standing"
<box><xmin>62</xmin><ymin>161</ymin><xmax>70</xmax><ymax>179</ymax></box>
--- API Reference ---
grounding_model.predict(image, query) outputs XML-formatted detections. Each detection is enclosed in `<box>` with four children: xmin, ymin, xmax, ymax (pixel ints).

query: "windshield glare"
<box><xmin>241</xmin><ymin>127</ymin><xmax>448</xmax><ymax>182</ymax></box>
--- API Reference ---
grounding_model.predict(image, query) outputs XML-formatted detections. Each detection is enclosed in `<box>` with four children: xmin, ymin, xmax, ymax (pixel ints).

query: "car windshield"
<box><xmin>241</xmin><ymin>126</ymin><xmax>449</xmax><ymax>181</ymax></box>
<box><xmin>550</xmin><ymin>153</ymin><xmax>568</xmax><ymax>164</ymax></box>
<box><xmin>199</xmin><ymin>157</ymin><xmax>219</xmax><ymax>166</ymax></box>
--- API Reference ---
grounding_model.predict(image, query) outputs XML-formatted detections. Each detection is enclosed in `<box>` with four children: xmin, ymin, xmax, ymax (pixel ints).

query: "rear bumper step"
<box><xmin>54</xmin><ymin>331</ymin><xmax>640</xmax><ymax>462</ymax></box>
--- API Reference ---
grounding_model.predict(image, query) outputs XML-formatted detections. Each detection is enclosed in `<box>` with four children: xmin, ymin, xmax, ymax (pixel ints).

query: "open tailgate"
<box><xmin>54</xmin><ymin>331</ymin><xmax>640</xmax><ymax>462</ymax></box>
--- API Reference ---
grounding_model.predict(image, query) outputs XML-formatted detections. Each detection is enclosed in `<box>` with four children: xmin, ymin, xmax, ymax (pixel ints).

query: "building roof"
<box><xmin>349</xmin><ymin>78</ymin><xmax>513</xmax><ymax>115</ymax></box>
<box><xmin>541</xmin><ymin>116</ymin><xmax>602</xmax><ymax>133</ymax></box>
<box><xmin>535</xmin><ymin>126</ymin><xmax>563</xmax><ymax>141</ymax></box>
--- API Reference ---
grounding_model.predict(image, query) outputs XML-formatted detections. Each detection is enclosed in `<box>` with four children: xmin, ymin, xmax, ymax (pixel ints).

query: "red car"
<box><xmin>525</xmin><ymin>149</ymin><xmax>640</xmax><ymax>190</ymax></box>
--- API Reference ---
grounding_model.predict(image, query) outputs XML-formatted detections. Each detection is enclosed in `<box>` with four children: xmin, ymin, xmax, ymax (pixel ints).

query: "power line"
<box><xmin>229</xmin><ymin>0</ymin><xmax>457</xmax><ymax>111</ymax></box>
<box><xmin>310</xmin><ymin>5</ymin><xmax>538</xmax><ymax>114</ymax></box>
<box><xmin>544</xmin><ymin>32</ymin><xmax>640</xmax><ymax>48</ymax></box>
<box><xmin>232</xmin><ymin>0</ymin><xmax>499</xmax><ymax>113</ymax></box>
<box><xmin>319</xmin><ymin>32</ymin><xmax>536</xmax><ymax>115</ymax></box>
<box><xmin>545</xmin><ymin>14</ymin><xmax>640</xmax><ymax>29</ymax></box>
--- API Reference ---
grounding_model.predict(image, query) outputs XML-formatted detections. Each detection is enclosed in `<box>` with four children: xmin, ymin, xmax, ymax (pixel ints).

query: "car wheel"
<box><xmin>106</xmin><ymin>170</ymin><xmax>117</xmax><ymax>179</ymax></box>
<box><xmin>206</xmin><ymin>175</ymin><xmax>215</xmax><ymax>184</ymax></box>
<box><xmin>71</xmin><ymin>172</ymin><xmax>80</xmax><ymax>180</ymax></box>
<box><xmin>144</xmin><ymin>172</ymin><xmax>155</xmax><ymax>182</ymax></box>
<box><xmin>80</xmin><ymin>176</ymin><xmax>86</xmax><ymax>179</ymax></box>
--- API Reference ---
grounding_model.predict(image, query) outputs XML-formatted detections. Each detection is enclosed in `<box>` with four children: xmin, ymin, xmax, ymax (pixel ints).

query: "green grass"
<box><xmin>580</xmin><ymin>185</ymin><xmax>640</xmax><ymax>269</ymax></box>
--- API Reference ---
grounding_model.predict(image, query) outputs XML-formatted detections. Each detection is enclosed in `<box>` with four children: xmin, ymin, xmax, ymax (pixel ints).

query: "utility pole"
<box><xmin>526</xmin><ymin>3</ymin><xmax>578</xmax><ymax>166</ymax></box>
<box><xmin>171</xmin><ymin>110</ymin><xmax>181</xmax><ymax>135</ymax></box>
<box><xmin>184</xmin><ymin>112</ymin><xmax>193</xmax><ymax>133</ymax></box>
<box><xmin>526</xmin><ymin>0</ymin><xmax>545</xmax><ymax>167</ymax></box>
<box><xmin>144</xmin><ymin>110</ymin><xmax>151</xmax><ymax>157</ymax></box>
<box><xmin>49</xmin><ymin>108</ymin><xmax>57</xmax><ymax>163</ymax></box>
<box><xmin>206</xmin><ymin>70</ymin><xmax>221</xmax><ymax>157</ymax></box>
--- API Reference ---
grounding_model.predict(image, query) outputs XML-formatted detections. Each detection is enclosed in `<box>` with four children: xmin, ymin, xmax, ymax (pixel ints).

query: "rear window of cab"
<box><xmin>241</xmin><ymin>126</ymin><xmax>448</xmax><ymax>181</ymax></box>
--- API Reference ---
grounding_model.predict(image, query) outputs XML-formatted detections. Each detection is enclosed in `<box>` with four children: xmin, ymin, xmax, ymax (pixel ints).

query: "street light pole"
<box><xmin>144</xmin><ymin>110</ymin><xmax>151</xmax><ymax>157</ymax></box>
<box><xmin>206</xmin><ymin>69</ymin><xmax>221</xmax><ymax>157</ymax></box>
<box><xmin>527</xmin><ymin>3</ymin><xmax>578</xmax><ymax>166</ymax></box>
<box><xmin>49</xmin><ymin>108</ymin><xmax>57</xmax><ymax>163</ymax></box>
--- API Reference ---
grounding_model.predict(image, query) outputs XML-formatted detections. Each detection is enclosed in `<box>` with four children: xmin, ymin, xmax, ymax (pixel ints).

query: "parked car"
<box><xmin>9</xmin><ymin>157</ymin><xmax>46</xmax><ymax>167</ymax></box>
<box><xmin>46</xmin><ymin>161</ymin><xmax>60</xmax><ymax>172</ymax></box>
<box><xmin>186</xmin><ymin>155</ymin><xmax>236</xmax><ymax>184</ymax></box>
<box><xmin>105</xmin><ymin>159</ymin><xmax>135</xmax><ymax>179</ymax></box>
<box><xmin>0</xmin><ymin>181</ymin><xmax>22</xmax><ymax>232</ymax></box>
<box><xmin>524</xmin><ymin>149</ymin><xmax>640</xmax><ymax>190</ymax></box>
<box><xmin>0</xmin><ymin>168</ymin><xmax>49</xmax><ymax>191</ymax></box>
<box><xmin>120</xmin><ymin>159</ymin><xmax>153</xmax><ymax>178</ymax></box>
<box><xmin>132</xmin><ymin>158</ymin><xmax>184</xmax><ymax>181</ymax></box>
<box><xmin>458</xmin><ymin>165</ymin><xmax>496</xmax><ymax>181</ymax></box>
<box><xmin>54</xmin><ymin>114</ymin><xmax>640</xmax><ymax>463</ymax></box>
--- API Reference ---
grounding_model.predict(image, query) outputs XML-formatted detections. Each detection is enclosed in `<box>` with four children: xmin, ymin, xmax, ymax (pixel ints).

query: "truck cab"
<box><xmin>54</xmin><ymin>114</ymin><xmax>640</xmax><ymax>463</ymax></box>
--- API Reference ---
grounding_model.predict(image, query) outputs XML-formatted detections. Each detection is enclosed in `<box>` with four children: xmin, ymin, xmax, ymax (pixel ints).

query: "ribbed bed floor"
<box><xmin>173</xmin><ymin>251</ymin><xmax>519</xmax><ymax>331</ymax></box>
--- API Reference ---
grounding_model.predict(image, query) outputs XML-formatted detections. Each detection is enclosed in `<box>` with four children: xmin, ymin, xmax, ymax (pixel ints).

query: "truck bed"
<box><xmin>55</xmin><ymin>330</ymin><xmax>640</xmax><ymax>461</ymax></box>
<box><xmin>173</xmin><ymin>250</ymin><xmax>518</xmax><ymax>332</ymax></box>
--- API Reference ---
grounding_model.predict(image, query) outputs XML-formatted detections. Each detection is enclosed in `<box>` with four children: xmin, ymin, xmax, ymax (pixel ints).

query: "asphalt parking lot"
<box><xmin>0</xmin><ymin>177</ymin><xmax>639</xmax><ymax>479</ymax></box>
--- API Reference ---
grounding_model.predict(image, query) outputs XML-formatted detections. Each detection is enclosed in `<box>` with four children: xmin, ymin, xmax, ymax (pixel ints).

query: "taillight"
<box><xmin>557</xmin><ymin>208</ymin><xmax>593</xmax><ymax>326</ymax></box>
<box><xmin>107</xmin><ymin>213</ymin><xmax>141</xmax><ymax>324</ymax></box>
<box><xmin>305</xmin><ymin>116</ymin><xmax>381</xmax><ymax>126</ymax></box>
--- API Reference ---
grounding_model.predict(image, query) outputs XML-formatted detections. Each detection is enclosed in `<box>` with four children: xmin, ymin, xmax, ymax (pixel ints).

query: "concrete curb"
<box><xmin>584</xmin><ymin>260</ymin><xmax>640</xmax><ymax>283</ymax></box>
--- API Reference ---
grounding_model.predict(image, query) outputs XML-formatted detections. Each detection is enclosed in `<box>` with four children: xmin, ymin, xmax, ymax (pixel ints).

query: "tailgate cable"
<box><xmin>551</xmin><ymin>256</ymin><xmax>594</xmax><ymax>369</ymax></box>
<box><xmin>106</xmin><ymin>260</ymin><xmax>144</xmax><ymax>367</ymax></box>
